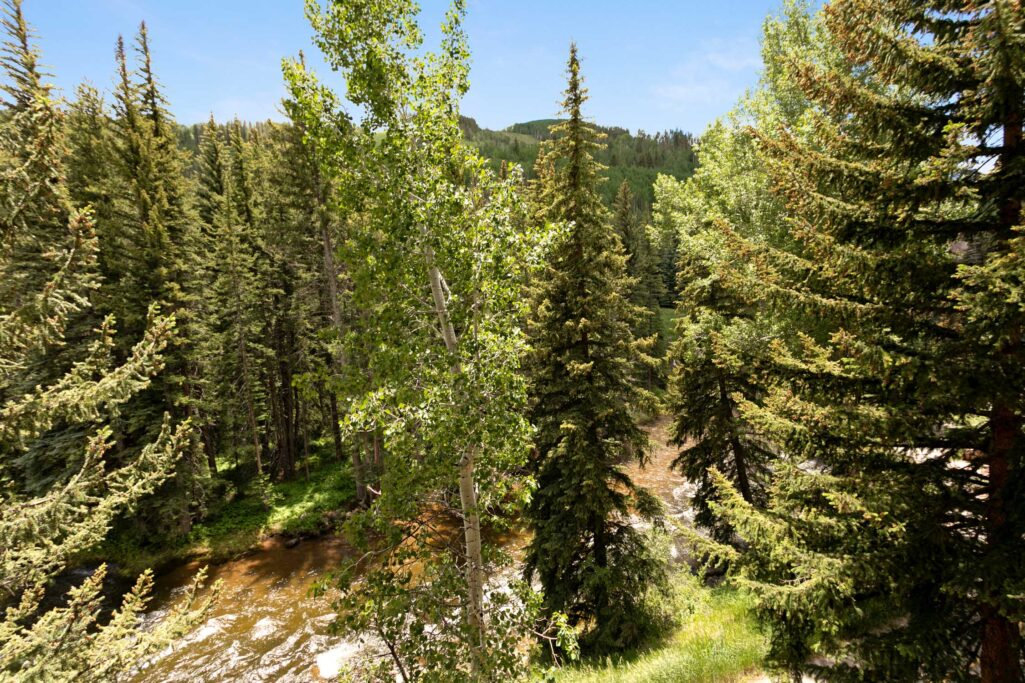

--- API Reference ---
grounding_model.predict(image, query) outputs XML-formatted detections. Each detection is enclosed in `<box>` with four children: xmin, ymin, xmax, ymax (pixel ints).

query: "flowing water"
<box><xmin>134</xmin><ymin>417</ymin><xmax>689</xmax><ymax>682</ymax></box>
<box><xmin>132</xmin><ymin>536</ymin><xmax>368</xmax><ymax>682</ymax></box>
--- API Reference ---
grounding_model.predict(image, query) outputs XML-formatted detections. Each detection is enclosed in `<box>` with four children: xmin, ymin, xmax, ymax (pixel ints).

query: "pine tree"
<box><xmin>524</xmin><ymin>44</ymin><xmax>664</xmax><ymax>652</ymax></box>
<box><xmin>103</xmin><ymin>25</ymin><xmax>209</xmax><ymax>539</ymax></box>
<box><xmin>192</xmin><ymin>117</ymin><xmax>272</xmax><ymax>486</ymax></box>
<box><xmin>661</xmin><ymin>126</ymin><xmax>778</xmax><ymax>537</ymax></box>
<box><xmin>658</xmin><ymin>0</ymin><xmax>818</xmax><ymax>539</ymax></box>
<box><xmin>612</xmin><ymin>180</ymin><xmax>665</xmax><ymax>376</ymax></box>
<box><xmin>0</xmin><ymin>2</ymin><xmax>208</xmax><ymax>676</ymax></box>
<box><xmin>256</xmin><ymin>119</ymin><xmax>336</xmax><ymax>485</ymax></box>
<box><xmin>701</xmin><ymin>2</ymin><xmax>1025</xmax><ymax>680</ymax></box>
<box><xmin>195</xmin><ymin>115</ymin><xmax>226</xmax><ymax>229</ymax></box>
<box><xmin>0</xmin><ymin>0</ymin><xmax>69</xmax><ymax>303</ymax></box>
<box><xmin>65</xmin><ymin>84</ymin><xmax>114</xmax><ymax>244</ymax></box>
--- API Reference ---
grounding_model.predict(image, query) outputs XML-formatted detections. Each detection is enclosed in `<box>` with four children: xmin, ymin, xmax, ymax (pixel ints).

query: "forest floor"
<box><xmin>91</xmin><ymin>453</ymin><xmax>355</xmax><ymax>574</ymax></box>
<box><xmin>552</xmin><ymin>582</ymin><xmax>765</xmax><ymax>683</ymax></box>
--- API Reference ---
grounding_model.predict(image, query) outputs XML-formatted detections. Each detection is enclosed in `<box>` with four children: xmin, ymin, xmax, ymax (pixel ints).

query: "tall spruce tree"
<box><xmin>660</xmin><ymin>1</ymin><xmax>819</xmax><ymax>540</ymax></box>
<box><xmin>256</xmin><ymin>117</ymin><xmax>341</xmax><ymax>485</ymax></box>
<box><xmin>0</xmin><ymin>2</ymin><xmax>208</xmax><ymax>677</ymax></box>
<box><xmin>699</xmin><ymin>1</ymin><xmax>1025</xmax><ymax>681</ymax></box>
<box><xmin>524</xmin><ymin>44</ymin><xmax>664</xmax><ymax>653</ymax></box>
<box><xmin>193</xmin><ymin>117</ymin><xmax>273</xmax><ymax>484</ymax></box>
<box><xmin>663</xmin><ymin>155</ymin><xmax>775</xmax><ymax>537</ymax></box>
<box><xmin>104</xmin><ymin>25</ymin><xmax>210</xmax><ymax>539</ymax></box>
<box><xmin>612</xmin><ymin>180</ymin><xmax>665</xmax><ymax>374</ymax></box>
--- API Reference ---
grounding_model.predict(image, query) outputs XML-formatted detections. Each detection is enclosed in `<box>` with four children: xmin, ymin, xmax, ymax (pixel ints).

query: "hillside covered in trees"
<box><xmin>458</xmin><ymin>116</ymin><xmax>697</xmax><ymax>209</ymax></box>
<box><xmin>2</xmin><ymin>0</ymin><xmax>1024</xmax><ymax>682</ymax></box>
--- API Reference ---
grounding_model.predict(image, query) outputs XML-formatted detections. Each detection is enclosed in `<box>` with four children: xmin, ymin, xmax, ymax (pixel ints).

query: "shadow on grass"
<box><xmin>553</xmin><ymin>578</ymin><xmax>767</xmax><ymax>683</ymax></box>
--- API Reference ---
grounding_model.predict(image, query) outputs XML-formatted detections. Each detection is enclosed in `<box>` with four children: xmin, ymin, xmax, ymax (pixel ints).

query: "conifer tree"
<box><xmin>256</xmin><ymin>118</ymin><xmax>339</xmax><ymax>484</ymax></box>
<box><xmin>274</xmin><ymin>74</ymin><xmax>360</xmax><ymax>495</ymax></box>
<box><xmin>193</xmin><ymin>117</ymin><xmax>272</xmax><ymax>484</ymax></box>
<box><xmin>525</xmin><ymin>44</ymin><xmax>664</xmax><ymax>652</ymax></box>
<box><xmin>660</xmin><ymin>133</ymin><xmax>777</xmax><ymax>535</ymax></box>
<box><xmin>699</xmin><ymin>2</ymin><xmax>1025</xmax><ymax>680</ymax></box>
<box><xmin>612</xmin><ymin>180</ymin><xmax>665</xmax><ymax>373</ymax></box>
<box><xmin>104</xmin><ymin>25</ymin><xmax>209</xmax><ymax>539</ymax></box>
<box><xmin>0</xmin><ymin>2</ymin><xmax>208</xmax><ymax>676</ymax></box>
<box><xmin>65</xmin><ymin>84</ymin><xmax>114</xmax><ymax>241</ymax></box>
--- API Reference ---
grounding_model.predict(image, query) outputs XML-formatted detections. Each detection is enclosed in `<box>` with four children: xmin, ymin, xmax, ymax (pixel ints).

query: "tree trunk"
<box><xmin>320</xmin><ymin>206</ymin><xmax>367</xmax><ymax>503</ymax></box>
<box><xmin>298</xmin><ymin>393</ymin><xmax>311</xmax><ymax>481</ymax></box>
<box><xmin>718</xmin><ymin>375</ymin><xmax>753</xmax><ymax>503</ymax></box>
<box><xmin>980</xmin><ymin>84</ymin><xmax>1024</xmax><ymax>683</ymax></box>
<box><xmin>277</xmin><ymin>345</ymin><xmax>296</xmax><ymax>479</ymax></box>
<box><xmin>327</xmin><ymin>392</ymin><xmax>344</xmax><ymax>463</ymax></box>
<box><xmin>238</xmin><ymin>335</ymin><xmax>263</xmax><ymax>478</ymax></box>
<box><xmin>426</xmin><ymin>244</ymin><xmax>484</xmax><ymax>672</ymax></box>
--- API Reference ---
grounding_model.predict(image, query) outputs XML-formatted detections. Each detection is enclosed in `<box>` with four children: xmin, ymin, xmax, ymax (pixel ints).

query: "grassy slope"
<box><xmin>554</xmin><ymin>585</ymin><xmax>766</xmax><ymax>683</ymax></box>
<box><xmin>97</xmin><ymin>456</ymin><xmax>355</xmax><ymax>573</ymax></box>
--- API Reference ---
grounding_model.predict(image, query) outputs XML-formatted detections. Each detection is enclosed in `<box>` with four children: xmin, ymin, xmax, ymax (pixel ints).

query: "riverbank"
<box><xmin>90</xmin><ymin>457</ymin><xmax>356</xmax><ymax>574</ymax></box>
<box><xmin>120</xmin><ymin>418</ymin><xmax>775</xmax><ymax>681</ymax></box>
<box><xmin>552</xmin><ymin>575</ymin><xmax>766</xmax><ymax>683</ymax></box>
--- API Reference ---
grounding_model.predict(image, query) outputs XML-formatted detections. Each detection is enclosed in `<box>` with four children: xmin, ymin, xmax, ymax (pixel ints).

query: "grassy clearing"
<box><xmin>553</xmin><ymin>578</ymin><xmax>766</xmax><ymax>683</ymax></box>
<box><xmin>658</xmin><ymin>306</ymin><xmax>679</xmax><ymax>346</ymax></box>
<box><xmin>96</xmin><ymin>456</ymin><xmax>355</xmax><ymax>573</ymax></box>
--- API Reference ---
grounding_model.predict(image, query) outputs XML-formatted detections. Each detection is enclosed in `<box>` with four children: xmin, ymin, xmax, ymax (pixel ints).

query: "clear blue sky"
<box><xmin>28</xmin><ymin>0</ymin><xmax>786</xmax><ymax>135</ymax></box>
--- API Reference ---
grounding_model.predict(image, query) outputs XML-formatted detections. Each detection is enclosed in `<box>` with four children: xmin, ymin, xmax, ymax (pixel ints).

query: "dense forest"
<box><xmin>1</xmin><ymin>0</ymin><xmax>1024</xmax><ymax>681</ymax></box>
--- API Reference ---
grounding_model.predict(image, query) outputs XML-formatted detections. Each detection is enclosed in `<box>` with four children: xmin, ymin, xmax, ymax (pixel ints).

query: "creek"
<box><xmin>132</xmin><ymin>418</ymin><xmax>689</xmax><ymax>682</ymax></box>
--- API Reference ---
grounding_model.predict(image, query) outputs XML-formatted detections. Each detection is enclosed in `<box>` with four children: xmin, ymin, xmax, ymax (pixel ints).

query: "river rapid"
<box><xmin>132</xmin><ymin>535</ymin><xmax>365</xmax><ymax>682</ymax></box>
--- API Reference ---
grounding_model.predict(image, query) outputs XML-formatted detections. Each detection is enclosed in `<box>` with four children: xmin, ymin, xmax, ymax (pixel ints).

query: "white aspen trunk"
<box><xmin>426</xmin><ymin>244</ymin><xmax>484</xmax><ymax>675</ymax></box>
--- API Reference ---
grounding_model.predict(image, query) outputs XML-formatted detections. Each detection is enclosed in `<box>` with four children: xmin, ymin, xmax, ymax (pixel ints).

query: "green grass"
<box><xmin>95</xmin><ymin>457</ymin><xmax>355</xmax><ymax>573</ymax></box>
<box><xmin>658</xmin><ymin>307</ymin><xmax>679</xmax><ymax>346</ymax></box>
<box><xmin>553</xmin><ymin>580</ymin><xmax>766</xmax><ymax>683</ymax></box>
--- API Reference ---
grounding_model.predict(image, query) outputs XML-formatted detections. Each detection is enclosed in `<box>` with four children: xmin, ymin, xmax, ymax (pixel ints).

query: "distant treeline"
<box><xmin>463</xmin><ymin>116</ymin><xmax>696</xmax><ymax>209</ymax></box>
<box><xmin>180</xmin><ymin>117</ymin><xmax>697</xmax><ymax>212</ymax></box>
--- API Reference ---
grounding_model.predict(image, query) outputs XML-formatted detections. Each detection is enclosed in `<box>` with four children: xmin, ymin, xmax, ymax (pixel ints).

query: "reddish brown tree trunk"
<box><xmin>980</xmin><ymin>84</ymin><xmax>1023</xmax><ymax>683</ymax></box>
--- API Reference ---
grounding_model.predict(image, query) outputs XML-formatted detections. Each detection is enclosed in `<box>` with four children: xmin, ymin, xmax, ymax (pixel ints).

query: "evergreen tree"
<box><xmin>104</xmin><ymin>25</ymin><xmax>210</xmax><ymax>539</ymax></box>
<box><xmin>612</xmin><ymin>180</ymin><xmax>665</xmax><ymax>376</ymax></box>
<box><xmin>65</xmin><ymin>83</ymin><xmax>115</xmax><ymax>244</ymax></box>
<box><xmin>524</xmin><ymin>44</ymin><xmax>664</xmax><ymax>652</ymax></box>
<box><xmin>256</xmin><ymin>118</ymin><xmax>340</xmax><ymax>485</ymax></box>
<box><xmin>700</xmin><ymin>2</ymin><xmax>1025</xmax><ymax>680</ymax></box>
<box><xmin>660</xmin><ymin>128</ymin><xmax>777</xmax><ymax>537</ymax></box>
<box><xmin>195</xmin><ymin>115</ymin><xmax>226</xmax><ymax>229</ymax></box>
<box><xmin>0</xmin><ymin>2</ymin><xmax>208</xmax><ymax>677</ymax></box>
<box><xmin>659</xmin><ymin>1</ymin><xmax>818</xmax><ymax>540</ymax></box>
<box><xmin>193</xmin><ymin>117</ymin><xmax>272</xmax><ymax>485</ymax></box>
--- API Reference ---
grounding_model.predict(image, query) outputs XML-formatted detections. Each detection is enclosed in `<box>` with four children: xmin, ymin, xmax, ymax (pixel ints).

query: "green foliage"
<box><xmin>464</xmin><ymin>116</ymin><xmax>697</xmax><ymax>211</ymax></box>
<box><xmin>293</xmin><ymin>0</ymin><xmax>554</xmax><ymax>678</ymax></box>
<box><xmin>0</xmin><ymin>2</ymin><xmax>210</xmax><ymax>678</ymax></box>
<box><xmin>687</xmin><ymin>1</ymin><xmax>1025</xmax><ymax>680</ymax></box>
<box><xmin>612</xmin><ymin>181</ymin><xmax>666</xmax><ymax>379</ymax></box>
<box><xmin>525</xmin><ymin>44</ymin><xmax>666</xmax><ymax>655</ymax></box>
<box><xmin>659</xmin><ymin>114</ymin><xmax>794</xmax><ymax>537</ymax></box>
<box><xmin>92</xmin><ymin>23</ymin><xmax>214</xmax><ymax>541</ymax></box>
<box><xmin>551</xmin><ymin>577</ymin><xmax>765</xmax><ymax>683</ymax></box>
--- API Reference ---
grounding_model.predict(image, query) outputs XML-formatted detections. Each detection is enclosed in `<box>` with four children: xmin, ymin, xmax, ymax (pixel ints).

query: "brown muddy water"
<box><xmin>133</xmin><ymin>417</ymin><xmax>689</xmax><ymax>682</ymax></box>
<box><xmin>132</xmin><ymin>535</ymin><xmax>364</xmax><ymax>682</ymax></box>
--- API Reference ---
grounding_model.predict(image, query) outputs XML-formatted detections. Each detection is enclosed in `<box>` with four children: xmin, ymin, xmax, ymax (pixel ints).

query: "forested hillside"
<box><xmin>2</xmin><ymin>0</ymin><xmax>1024</xmax><ymax>682</ymax></box>
<box><xmin>180</xmin><ymin>116</ymin><xmax>697</xmax><ymax>211</ymax></box>
<box><xmin>459</xmin><ymin>116</ymin><xmax>697</xmax><ymax>209</ymax></box>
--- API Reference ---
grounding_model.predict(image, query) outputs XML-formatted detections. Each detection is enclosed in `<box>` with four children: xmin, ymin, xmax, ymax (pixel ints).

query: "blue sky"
<box><xmin>28</xmin><ymin>0</ymin><xmax>785</xmax><ymax>135</ymax></box>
